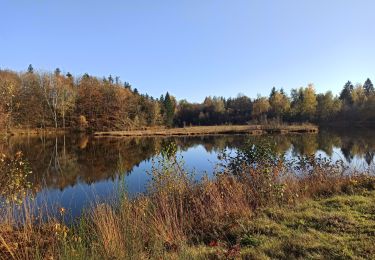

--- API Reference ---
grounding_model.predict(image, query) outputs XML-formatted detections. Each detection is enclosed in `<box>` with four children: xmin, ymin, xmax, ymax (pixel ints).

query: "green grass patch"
<box><xmin>185</xmin><ymin>191</ymin><xmax>375</xmax><ymax>259</ymax></box>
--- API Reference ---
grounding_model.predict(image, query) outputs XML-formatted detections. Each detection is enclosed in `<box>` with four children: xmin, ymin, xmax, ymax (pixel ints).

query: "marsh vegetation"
<box><xmin>0</xmin><ymin>128</ymin><xmax>375</xmax><ymax>259</ymax></box>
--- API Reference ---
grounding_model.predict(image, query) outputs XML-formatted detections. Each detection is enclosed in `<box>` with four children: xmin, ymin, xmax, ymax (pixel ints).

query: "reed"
<box><xmin>0</xmin><ymin>148</ymin><xmax>374</xmax><ymax>259</ymax></box>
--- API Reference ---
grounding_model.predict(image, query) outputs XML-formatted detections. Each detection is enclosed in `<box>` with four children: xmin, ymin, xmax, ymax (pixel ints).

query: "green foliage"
<box><xmin>340</xmin><ymin>81</ymin><xmax>354</xmax><ymax>106</ymax></box>
<box><xmin>316</xmin><ymin>91</ymin><xmax>341</xmax><ymax>121</ymax></box>
<box><xmin>27</xmin><ymin>64</ymin><xmax>34</xmax><ymax>73</ymax></box>
<box><xmin>148</xmin><ymin>142</ymin><xmax>193</xmax><ymax>195</ymax></box>
<box><xmin>163</xmin><ymin>92</ymin><xmax>175</xmax><ymax>127</ymax></box>
<box><xmin>269</xmin><ymin>88</ymin><xmax>290</xmax><ymax>120</ymax></box>
<box><xmin>364</xmin><ymin>78</ymin><xmax>374</xmax><ymax>96</ymax></box>
<box><xmin>290</xmin><ymin>85</ymin><xmax>317</xmax><ymax>121</ymax></box>
<box><xmin>221</xmin><ymin>138</ymin><xmax>282</xmax><ymax>175</ymax></box>
<box><xmin>240</xmin><ymin>235</ymin><xmax>260</xmax><ymax>247</ymax></box>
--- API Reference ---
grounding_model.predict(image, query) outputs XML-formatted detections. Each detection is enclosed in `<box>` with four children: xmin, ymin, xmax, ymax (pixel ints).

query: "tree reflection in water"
<box><xmin>0</xmin><ymin>128</ymin><xmax>374</xmax><ymax>194</ymax></box>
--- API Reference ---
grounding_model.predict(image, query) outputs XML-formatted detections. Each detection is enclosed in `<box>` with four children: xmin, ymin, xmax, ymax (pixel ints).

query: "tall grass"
<box><xmin>0</xmin><ymin>145</ymin><xmax>374</xmax><ymax>259</ymax></box>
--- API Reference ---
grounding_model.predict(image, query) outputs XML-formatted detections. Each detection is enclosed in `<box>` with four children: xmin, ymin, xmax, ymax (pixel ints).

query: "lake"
<box><xmin>1</xmin><ymin>127</ymin><xmax>374</xmax><ymax>218</ymax></box>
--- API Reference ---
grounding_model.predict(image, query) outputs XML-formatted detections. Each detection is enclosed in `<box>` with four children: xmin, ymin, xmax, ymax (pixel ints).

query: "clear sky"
<box><xmin>1</xmin><ymin>0</ymin><xmax>375</xmax><ymax>102</ymax></box>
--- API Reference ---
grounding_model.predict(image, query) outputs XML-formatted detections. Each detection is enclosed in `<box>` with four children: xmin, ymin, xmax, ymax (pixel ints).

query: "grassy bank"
<box><xmin>185</xmin><ymin>189</ymin><xmax>375</xmax><ymax>259</ymax></box>
<box><xmin>0</xmin><ymin>124</ymin><xmax>318</xmax><ymax>137</ymax></box>
<box><xmin>0</xmin><ymin>145</ymin><xmax>373</xmax><ymax>259</ymax></box>
<box><xmin>94</xmin><ymin>124</ymin><xmax>318</xmax><ymax>137</ymax></box>
<box><xmin>1</xmin><ymin>176</ymin><xmax>374</xmax><ymax>259</ymax></box>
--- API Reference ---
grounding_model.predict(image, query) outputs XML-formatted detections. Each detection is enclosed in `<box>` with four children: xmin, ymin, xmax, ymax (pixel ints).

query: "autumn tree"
<box><xmin>290</xmin><ymin>85</ymin><xmax>317</xmax><ymax>121</ymax></box>
<box><xmin>0</xmin><ymin>70</ymin><xmax>20</xmax><ymax>130</ymax></box>
<box><xmin>316</xmin><ymin>91</ymin><xmax>341</xmax><ymax>121</ymax></box>
<box><xmin>18</xmin><ymin>71</ymin><xmax>46</xmax><ymax>127</ymax></box>
<box><xmin>252</xmin><ymin>96</ymin><xmax>270</xmax><ymax>122</ymax></box>
<box><xmin>351</xmin><ymin>84</ymin><xmax>367</xmax><ymax>108</ymax></box>
<box><xmin>59</xmin><ymin>74</ymin><xmax>76</xmax><ymax>128</ymax></box>
<box><xmin>269</xmin><ymin>88</ymin><xmax>290</xmax><ymax>121</ymax></box>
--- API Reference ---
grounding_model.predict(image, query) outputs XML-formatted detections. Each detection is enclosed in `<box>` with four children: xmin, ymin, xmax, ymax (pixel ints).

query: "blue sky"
<box><xmin>1</xmin><ymin>0</ymin><xmax>375</xmax><ymax>102</ymax></box>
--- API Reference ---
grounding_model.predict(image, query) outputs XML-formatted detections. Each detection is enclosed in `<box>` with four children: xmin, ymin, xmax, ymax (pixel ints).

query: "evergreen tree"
<box><xmin>27</xmin><ymin>64</ymin><xmax>34</xmax><ymax>73</ymax></box>
<box><xmin>269</xmin><ymin>87</ymin><xmax>276</xmax><ymax>99</ymax></box>
<box><xmin>124</xmin><ymin>81</ymin><xmax>131</xmax><ymax>89</ymax></box>
<box><xmin>54</xmin><ymin>68</ymin><xmax>61</xmax><ymax>76</ymax></box>
<box><xmin>163</xmin><ymin>92</ymin><xmax>175</xmax><ymax>126</ymax></box>
<box><xmin>108</xmin><ymin>75</ymin><xmax>114</xmax><ymax>84</ymax></box>
<box><xmin>363</xmin><ymin>78</ymin><xmax>374</xmax><ymax>96</ymax></box>
<box><xmin>339</xmin><ymin>81</ymin><xmax>354</xmax><ymax>105</ymax></box>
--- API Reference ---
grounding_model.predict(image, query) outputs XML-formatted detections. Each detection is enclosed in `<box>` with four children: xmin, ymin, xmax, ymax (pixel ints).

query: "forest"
<box><xmin>0</xmin><ymin>65</ymin><xmax>374</xmax><ymax>132</ymax></box>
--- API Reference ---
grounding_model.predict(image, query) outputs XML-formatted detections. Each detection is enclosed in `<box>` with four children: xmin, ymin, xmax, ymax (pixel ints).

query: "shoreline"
<box><xmin>94</xmin><ymin>124</ymin><xmax>318</xmax><ymax>137</ymax></box>
<box><xmin>1</xmin><ymin>124</ymin><xmax>319</xmax><ymax>138</ymax></box>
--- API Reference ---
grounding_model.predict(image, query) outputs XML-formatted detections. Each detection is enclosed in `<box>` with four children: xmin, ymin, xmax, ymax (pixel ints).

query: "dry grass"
<box><xmin>0</xmin><ymin>149</ymin><xmax>374</xmax><ymax>259</ymax></box>
<box><xmin>94</xmin><ymin>124</ymin><xmax>318</xmax><ymax>137</ymax></box>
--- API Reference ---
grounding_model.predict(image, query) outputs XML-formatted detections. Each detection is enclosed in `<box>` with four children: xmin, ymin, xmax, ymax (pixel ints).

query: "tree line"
<box><xmin>0</xmin><ymin>65</ymin><xmax>177</xmax><ymax>131</ymax></box>
<box><xmin>175</xmin><ymin>81</ymin><xmax>375</xmax><ymax>126</ymax></box>
<box><xmin>0</xmin><ymin>65</ymin><xmax>374</xmax><ymax>132</ymax></box>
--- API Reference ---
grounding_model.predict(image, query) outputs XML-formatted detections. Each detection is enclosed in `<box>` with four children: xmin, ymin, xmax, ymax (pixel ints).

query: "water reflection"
<box><xmin>0</xmin><ymin>129</ymin><xmax>375</xmax><ymax>193</ymax></box>
<box><xmin>0</xmin><ymin>128</ymin><xmax>374</xmax><ymax>217</ymax></box>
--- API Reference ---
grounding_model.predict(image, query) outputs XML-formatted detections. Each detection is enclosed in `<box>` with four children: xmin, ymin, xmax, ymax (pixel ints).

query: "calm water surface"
<box><xmin>1</xmin><ymin>128</ymin><xmax>374</xmax><ymax>218</ymax></box>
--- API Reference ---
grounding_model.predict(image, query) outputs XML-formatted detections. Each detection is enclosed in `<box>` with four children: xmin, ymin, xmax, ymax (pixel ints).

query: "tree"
<box><xmin>27</xmin><ymin>64</ymin><xmax>34</xmax><ymax>73</ymax></box>
<box><xmin>163</xmin><ymin>92</ymin><xmax>175</xmax><ymax>127</ymax></box>
<box><xmin>59</xmin><ymin>75</ymin><xmax>76</xmax><ymax>128</ymax></box>
<box><xmin>0</xmin><ymin>71</ymin><xmax>20</xmax><ymax>131</ymax></box>
<box><xmin>108</xmin><ymin>75</ymin><xmax>114</xmax><ymax>84</ymax></box>
<box><xmin>40</xmin><ymin>73</ymin><xmax>60</xmax><ymax>128</ymax></box>
<box><xmin>18</xmin><ymin>71</ymin><xmax>46</xmax><ymax>127</ymax></box>
<box><xmin>300</xmin><ymin>84</ymin><xmax>317</xmax><ymax>121</ymax></box>
<box><xmin>363</xmin><ymin>78</ymin><xmax>374</xmax><ymax>96</ymax></box>
<box><xmin>339</xmin><ymin>81</ymin><xmax>354</xmax><ymax>106</ymax></box>
<box><xmin>351</xmin><ymin>84</ymin><xmax>367</xmax><ymax>107</ymax></box>
<box><xmin>269</xmin><ymin>87</ymin><xmax>276</xmax><ymax>99</ymax></box>
<box><xmin>290</xmin><ymin>85</ymin><xmax>317</xmax><ymax>121</ymax></box>
<box><xmin>269</xmin><ymin>89</ymin><xmax>290</xmax><ymax>120</ymax></box>
<box><xmin>252</xmin><ymin>96</ymin><xmax>270</xmax><ymax>122</ymax></box>
<box><xmin>124</xmin><ymin>81</ymin><xmax>131</xmax><ymax>89</ymax></box>
<box><xmin>54</xmin><ymin>68</ymin><xmax>61</xmax><ymax>76</ymax></box>
<box><xmin>316</xmin><ymin>91</ymin><xmax>341</xmax><ymax>121</ymax></box>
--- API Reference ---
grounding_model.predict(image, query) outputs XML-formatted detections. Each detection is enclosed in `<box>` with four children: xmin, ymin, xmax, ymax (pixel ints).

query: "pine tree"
<box><xmin>339</xmin><ymin>81</ymin><xmax>354</xmax><ymax>105</ymax></box>
<box><xmin>27</xmin><ymin>64</ymin><xmax>34</xmax><ymax>73</ymax></box>
<box><xmin>363</xmin><ymin>78</ymin><xmax>374</xmax><ymax>96</ymax></box>
<box><xmin>123</xmin><ymin>82</ymin><xmax>131</xmax><ymax>89</ymax></box>
<box><xmin>163</xmin><ymin>92</ymin><xmax>174</xmax><ymax>127</ymax></box>
<box><xmin>54</xmin><ymin>68</ymin><xmax>61</xmax><ymax>76</ymax></box>
<box><xmin>108</xmin><ymin>75</ymin><xmax>114</xmax><ymax>84</ymax></box>
<box><xmin>269</xmin><ymin>87</ymin><xmax>276</xmax><ymax>99</ymax></box>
